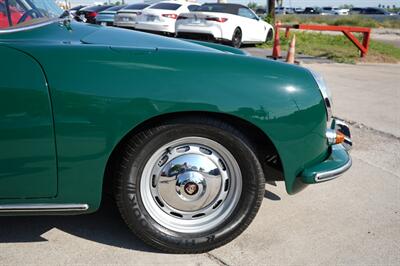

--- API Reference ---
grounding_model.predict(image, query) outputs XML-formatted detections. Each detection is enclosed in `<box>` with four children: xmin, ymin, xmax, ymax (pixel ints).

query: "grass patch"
<box><xmin>277</xmin><ymin>15</ymin><xmax>400</xmax><ymax>29</ymax></box>
<box><xmin>257</xmin><ymin>31</ymin><xmax>400</xmax><ymax>64</ymax></box>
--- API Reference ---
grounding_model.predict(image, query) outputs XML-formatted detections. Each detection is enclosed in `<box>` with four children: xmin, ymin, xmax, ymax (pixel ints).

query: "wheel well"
<box><xmin>103</xmin><ymin>111</ymin><xmax>284</xmax><ymax>195</ymax></box>
<box><xmin>266</xmin><ymin>27</ymin><xmax>274</xmax><ymax>41</ymax></box>
<box><xmin>234</xmin><ymin>27</ymin><xmax>242</xmax><ymax>34</ymax></box>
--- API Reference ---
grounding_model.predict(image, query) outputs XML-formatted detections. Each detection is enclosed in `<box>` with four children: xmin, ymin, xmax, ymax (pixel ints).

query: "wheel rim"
<box><xmin>233</xmin><ymin>29</ymin><xmax>241</xmax><ymax>47</ymax></box>
<box><xmin>140</xmin><ymin>137</ymin><xmax>242</xmax><ymax>233</ymax></box>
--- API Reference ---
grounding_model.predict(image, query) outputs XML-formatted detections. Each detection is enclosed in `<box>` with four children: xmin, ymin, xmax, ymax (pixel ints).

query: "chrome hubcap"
<box><xmin>140</xmin><ymin>137</ymin><xmax>242</xmax><ymax>233</ymax></box>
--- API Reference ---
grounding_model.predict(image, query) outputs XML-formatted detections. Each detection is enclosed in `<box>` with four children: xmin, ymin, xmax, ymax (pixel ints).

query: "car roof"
<box><xmin>80</xmin><ymin>5</ymin><xmax>113</xmax><ymax>12</ymax></box>
<box><xmin>151</xmin><ymin>1</ymin><xmax>199</xmax><ymax>7</ymax></box>
<box><xmin>202</xmin><ymin>3</ymin><xmax>247</xmax><ymax>8</ymax></box>
<box><xmin>123</xmin><ymin>3</ymin><xmax>150</xmax><ymax>10</ymax></box>
<box><xmin>197</xmin><ymin>3</ymin><xmax>248</xmax><ymax>14</ymax></box>
<box><xmin>103</xmin><ymin>5</ymin><xmax>127</xmax><ymax>12</ymax></box>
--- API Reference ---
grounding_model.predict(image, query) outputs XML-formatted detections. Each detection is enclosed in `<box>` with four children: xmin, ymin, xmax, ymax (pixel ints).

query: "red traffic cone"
<box><xmin>286</xmin><ymin>34</ymin><xmax>296</xmax><ymax>64</ymax></box>
<box><xmin>272</xmin><ymin>20</ymin><xmax>281</xmax><ymax>60</ymax></box>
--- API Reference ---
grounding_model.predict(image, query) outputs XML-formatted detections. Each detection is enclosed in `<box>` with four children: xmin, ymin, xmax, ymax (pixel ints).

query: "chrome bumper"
<box><xmin>314</xmin><ymin>145</ymin><xmax>352</xmax><ymax>182</ymax></box>
<box><xmin>301</xmin><ymin>118</ymin><xmax>352</xmax><ymax>184</ymax></box>
<box><xmin>334</xmin><ymin>119</ymin><xmax>352</xmax><ymax>151</ymax></box>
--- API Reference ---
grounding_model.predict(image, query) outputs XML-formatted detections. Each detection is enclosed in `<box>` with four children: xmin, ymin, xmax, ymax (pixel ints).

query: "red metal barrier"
<box><xmin>275</xmin><ymin>24</ymin><xmax>371</xmax><ymax>58</ymax></box>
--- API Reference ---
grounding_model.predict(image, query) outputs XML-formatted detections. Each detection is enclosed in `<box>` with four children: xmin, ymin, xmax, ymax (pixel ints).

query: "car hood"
<box><xmin>80</xmin><ymin>22</ymin><xmax>220</xmax><ymax>53</ymax></box>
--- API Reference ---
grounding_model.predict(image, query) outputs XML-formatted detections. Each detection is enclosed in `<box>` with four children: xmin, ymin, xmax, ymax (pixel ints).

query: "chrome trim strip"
<box><xmin>309</xmin><ymin>69</ymin><xmax>333</xmax><ymax>124</ymax></box>
<box><xmin>315</xmin><ymin>156</ymin><xmax>352</xmax><ymax>183</ymax></box>
<box><xmin>0</xmin><ymin>204</ymin><xmax>89</xmax><ymax>213</ymax></box>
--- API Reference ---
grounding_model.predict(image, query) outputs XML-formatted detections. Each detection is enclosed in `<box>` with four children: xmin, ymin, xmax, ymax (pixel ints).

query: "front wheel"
<box><xmin>266</xmin><ymin>29</ymin><xmax>274</xmax><ymax>42</ymax></box>
<box><xmin>231</xmin><ymin>28</ymin><xmax>242</xmax><ymax>48</ymax></box>
<box><xmin>114</xmin><ymin>117</ymin><xmax>265</xmax><ymax>253</ymax></box>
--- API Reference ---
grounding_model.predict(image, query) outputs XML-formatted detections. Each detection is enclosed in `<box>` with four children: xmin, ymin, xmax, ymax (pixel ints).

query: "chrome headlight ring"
<box><xmin>310</xmin><ymin>70</ymin><xmax>333</xmax><ymax>125</ymax></box>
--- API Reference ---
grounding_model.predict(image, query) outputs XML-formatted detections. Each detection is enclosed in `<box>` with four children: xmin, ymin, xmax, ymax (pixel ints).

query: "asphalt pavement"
<box><xmin>0</xmin><ymin>59</ymin><xmax>399</xmax><ymax>265</ymax></box>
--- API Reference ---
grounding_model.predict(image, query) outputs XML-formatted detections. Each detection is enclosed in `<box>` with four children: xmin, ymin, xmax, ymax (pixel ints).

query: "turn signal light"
<box><xmin>326</xmin><ymin>129</ymin><xmax>346</xmax><ymax>145</ymax></box>
<box><xmin>335</xmin><ymin>132</ymin><xmax>345</xmax><ymax>144</ymax></box>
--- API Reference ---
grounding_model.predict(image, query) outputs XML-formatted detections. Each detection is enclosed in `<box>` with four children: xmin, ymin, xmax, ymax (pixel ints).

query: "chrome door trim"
<box><xmin>0</xmin><ymin>204</ymin><xmax>89</xmax><ymax>212</ymax></box>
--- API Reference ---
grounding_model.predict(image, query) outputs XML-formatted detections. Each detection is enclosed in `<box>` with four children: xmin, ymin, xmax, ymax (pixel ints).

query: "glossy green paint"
<box><xmin>0</xmin><ymin>45</ymin><xmax>57</xmax><ymax>199</ymax></box>
<box><xmin>0</xmin><ymin>20</ymin><xmax>329</xmax><ymax>211</ymax></box>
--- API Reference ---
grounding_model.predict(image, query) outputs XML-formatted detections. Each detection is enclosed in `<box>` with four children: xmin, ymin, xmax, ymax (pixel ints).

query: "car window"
<box><xmin>124</xmin><ymin>4</ymin><xmax>149</xmax><ymax>10</ymax></box>
<box><xmin>237</xmin><ymin>7</ymin><xmax>257</xmax><ymax>19</ymax></box>
<box><xmin>197</xmin><ymin>4</ymin><xmax>239</xmax><ymax>15</ymax></box>
<box><xmin>188</xmin><ymin>5</ymin><xmax>199</xmax><ymax>12</ymax></box>
<box><xmin>104</xmin><ymin>6</ymin><xmax>125</xmax><ymax>12</ymax></box>
<box><xmin>0</xmin><ymin>0</ymin><xmax>62</xmax><ymax>30</ymax></box>
<box><xmin>150</xmin><ymin>3</ymin><xmax>181</xmax><ymax>10</ymax></box>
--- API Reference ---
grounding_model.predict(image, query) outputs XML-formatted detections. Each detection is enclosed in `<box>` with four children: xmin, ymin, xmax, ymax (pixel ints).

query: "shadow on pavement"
<box><xmin>0</xmin><ymin>196</ymin><xmax>159</xmax><ymax>253</ymax></box>
<box><xmin>264</xmin><ymin>190</ymin><xmax>281</xmax><ymax>201</ymax></box>
<box><xmin>0</xmin><ymin>191</ymin><xmax>280</xmax><ymax>250</ymax></box>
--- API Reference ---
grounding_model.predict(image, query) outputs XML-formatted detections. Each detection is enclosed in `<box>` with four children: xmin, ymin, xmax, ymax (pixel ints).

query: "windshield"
<box><xmin>0</xmin><ymin>0</ymin><xmax>62</xmax><ymax>30</ymax></box>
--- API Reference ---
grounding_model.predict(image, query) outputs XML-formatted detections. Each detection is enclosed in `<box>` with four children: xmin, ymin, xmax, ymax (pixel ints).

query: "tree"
<box><xmin>267</xmin><ymin>0</ymin><xmax>275</xmax><ymax>23</ymax></box>
<box><xmin>276</xmin><ymin>0</ymin><xmax>283</xmax><ymax>7</ymax></box>
<box><xmin>247</xmin><ymin>2</ymin><xmax>258</xmax><ymax>10</ymax></box>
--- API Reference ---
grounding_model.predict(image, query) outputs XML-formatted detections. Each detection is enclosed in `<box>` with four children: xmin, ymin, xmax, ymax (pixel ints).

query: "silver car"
<box><xmin>114</xmin><ymin>3</ymin><xmax>150</xmax><ymax>29</ymax></box>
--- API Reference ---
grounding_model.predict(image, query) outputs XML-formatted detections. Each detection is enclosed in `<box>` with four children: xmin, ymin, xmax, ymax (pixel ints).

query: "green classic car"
<box><xmin>0</xmin><ymin>0</ymin><xmax>352</xmax><ymax>253</ymax></box>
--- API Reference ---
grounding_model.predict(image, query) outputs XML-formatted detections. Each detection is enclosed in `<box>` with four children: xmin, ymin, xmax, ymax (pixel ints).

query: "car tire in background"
<box><xmin>114</xmin><ymin>116</ymin><xmax>265</xmax><ymax>253</ymax></box>
<box><xmin>266</xmin><ymin>29</ymin><xmax>273</xmax><ymax>42</ymax></box>
<box><xmin>231</xmin><ymin>27</ymin><xmax>242</xmax><ymax>48</ymax></box>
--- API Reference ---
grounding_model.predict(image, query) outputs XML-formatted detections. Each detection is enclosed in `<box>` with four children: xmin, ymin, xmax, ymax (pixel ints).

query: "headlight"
<box><xmin>310</xmin><ymin>70</ymin><xmax>333</xmax><ymax>125</ymax></box>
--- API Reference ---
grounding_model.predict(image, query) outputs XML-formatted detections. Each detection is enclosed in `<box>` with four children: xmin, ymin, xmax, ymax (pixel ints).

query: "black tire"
<box><xmin>231</xmin><ymin>27</ymin><xmax>242</xmax><ymax>48</ymax></box>
<box><xmin>114</xmin><ymin>117</ymin><xmax>265</xmax><ymax>253</ymax></box>
<box><xmin>266</xmin><ymin>29</ymin><xmax>273</xmax><ymax>42</ymax></box>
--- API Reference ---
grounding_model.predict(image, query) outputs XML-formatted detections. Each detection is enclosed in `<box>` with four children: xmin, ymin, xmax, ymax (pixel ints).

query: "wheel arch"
<box><xmin>103</xmin><ymin>111</ymin><xmax>284</xmax><ymax>195</ymax></box>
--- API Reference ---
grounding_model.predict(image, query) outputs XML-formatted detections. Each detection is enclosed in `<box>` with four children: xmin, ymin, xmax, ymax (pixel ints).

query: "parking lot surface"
<box><xmin>0</xmin><ymin>61</ymin><xmax>399</xmax><ymax>265</ymax></box>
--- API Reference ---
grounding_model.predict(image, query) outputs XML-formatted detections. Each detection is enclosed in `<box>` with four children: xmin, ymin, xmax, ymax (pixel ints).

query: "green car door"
<box><xmin>0</xmin><ymin>45</ymin><xmax>57</xmax><ymax>199</ymax></box>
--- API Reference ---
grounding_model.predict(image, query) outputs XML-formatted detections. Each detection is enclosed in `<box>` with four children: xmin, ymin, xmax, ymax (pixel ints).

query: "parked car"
<box><xmin>275</xmin><ymin>7</ymin><xmax>294</xmax><ymax>14</ymax></box>
<box><xmin>294</xmin><ymin>7</ymin><xmax>305</xmax><ymax>13</ymax></box>
<box><xmin>135</xmin><ymin>1</ymin><xmax>200</xmax><ymax>36</ymax></box>
<box><xmin>68</xmin><ymin>5</ymin><xmax>86</xmax><ymax>17</ymax></box>
<box><xmin>0</xmin><ymin>0</ymin><xmax>352</xmax><ymax>254</ymax></box>
<box><xmin>320</xmin><ymin>7</ymin><xmax>349</xmax><ymax>15</ymax></box>
<box><xmin>349</xmin><ymin>7</ymin><xmax>364</xmax><ymax>14</ymax></box>
<box><xmin>114</xmin><ymin>3</ymin><xmax>150</xmax><ymax>29</ymax></box>
<box><xmin>302</xmin><ymin>7</ymin><xmax>321</xmax><ymax>14</ymax></box>
<box><xmin>95</xmin><ymin>5</ymin><xmax>127</xmax><ymax>26</ymax></box>
<box><xmin>360</xmin><ymin>7</ymin><xmax>395</xmax><ymax>15</ymax></box>
<box><xmin>75</xmin><ymin>5</ymin><xmax>113</xmax><ymax>24</ymax></box>
<box><xmin>333</xmin><ymin>8</ymin><xmax>349</xmax><ymax>15</ymax></box>
<box><xmin>176</xmin><ymin>3</ymin><xmax>274</xmax><ymax>48</ymax></box>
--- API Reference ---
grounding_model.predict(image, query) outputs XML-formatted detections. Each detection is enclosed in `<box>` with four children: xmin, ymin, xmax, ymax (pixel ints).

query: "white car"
<box><xmin>135</xmin><ymin>1</ymin><xmax>200</xmax><ymax>36</ymax></box>
<box><xmin>175</xmin><ymin>3</ymin><xmax>274</xmax><ymax>48</ymax></box>
<box><xmin>114</xmin><ymin>3</ymin><xmax>151</xmax><ymax>29</ymax></box>
<box><xmin>321</xmin><ymin>7</ymin><xmax>349</xmax><ymax>15</ymax></box>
